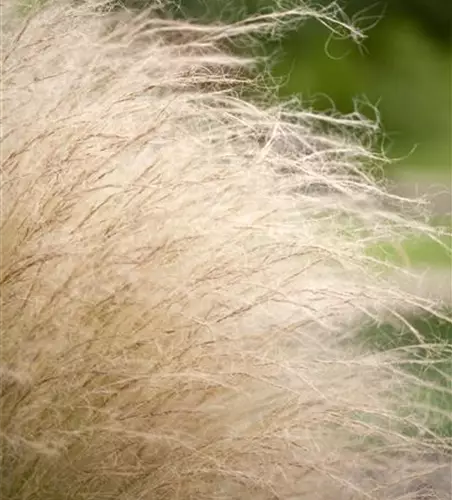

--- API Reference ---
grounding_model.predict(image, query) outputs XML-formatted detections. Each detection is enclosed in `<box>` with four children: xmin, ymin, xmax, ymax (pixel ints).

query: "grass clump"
<box><xmin>1</xmin><ymin>1</ymin><xmax>451</xmax><ymax>499</ymax></box>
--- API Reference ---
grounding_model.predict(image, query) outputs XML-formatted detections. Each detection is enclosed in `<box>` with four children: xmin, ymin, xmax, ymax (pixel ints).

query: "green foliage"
<box><xmin>272</xmin><ymin>17</ymin><xmax>450</xmax><ymax>170</ymax></box>
<box><xmin>366</xmin><ymin>234</ymin><xmax>451</xmax><ymax>267</ymax></box>
<box><xmin>360</xmin><ymin>312</ymin><xmax>452</xmax><ymax>438</ymax></box>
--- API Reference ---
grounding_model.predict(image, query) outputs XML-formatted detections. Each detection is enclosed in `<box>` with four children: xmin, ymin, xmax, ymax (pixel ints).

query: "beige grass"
<box><xmin>1</xmin><ymin>1</ymin><xmax>451</xmax><ymax>499</ymax></box>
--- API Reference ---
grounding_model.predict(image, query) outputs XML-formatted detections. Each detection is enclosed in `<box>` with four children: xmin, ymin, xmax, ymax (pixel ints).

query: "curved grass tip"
<box><xmin>1</xmin><ymin>1</ymin><xmax>451</xmax><ymax>499</ymax></box>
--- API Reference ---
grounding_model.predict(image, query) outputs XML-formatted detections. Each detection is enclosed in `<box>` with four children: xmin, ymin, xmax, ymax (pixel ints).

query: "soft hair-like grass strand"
<box><xmin>1</xmin><ymin>1</ymin><xmax>451</xmax><ymax>499</ymax></box>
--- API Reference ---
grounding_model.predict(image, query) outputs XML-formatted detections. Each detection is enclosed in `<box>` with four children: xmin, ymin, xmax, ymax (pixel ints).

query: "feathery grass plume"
<box><xmin>1</xmin><ymin>1</ymin><xmax>451</xmax><ymax>498</ymax></box>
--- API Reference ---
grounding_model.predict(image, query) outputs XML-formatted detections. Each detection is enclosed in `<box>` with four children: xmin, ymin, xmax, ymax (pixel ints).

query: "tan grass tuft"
<box><xmin>1</xmin><ymin>1</ymin><xmax>451</xmax><ymax>498</ymax></box>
